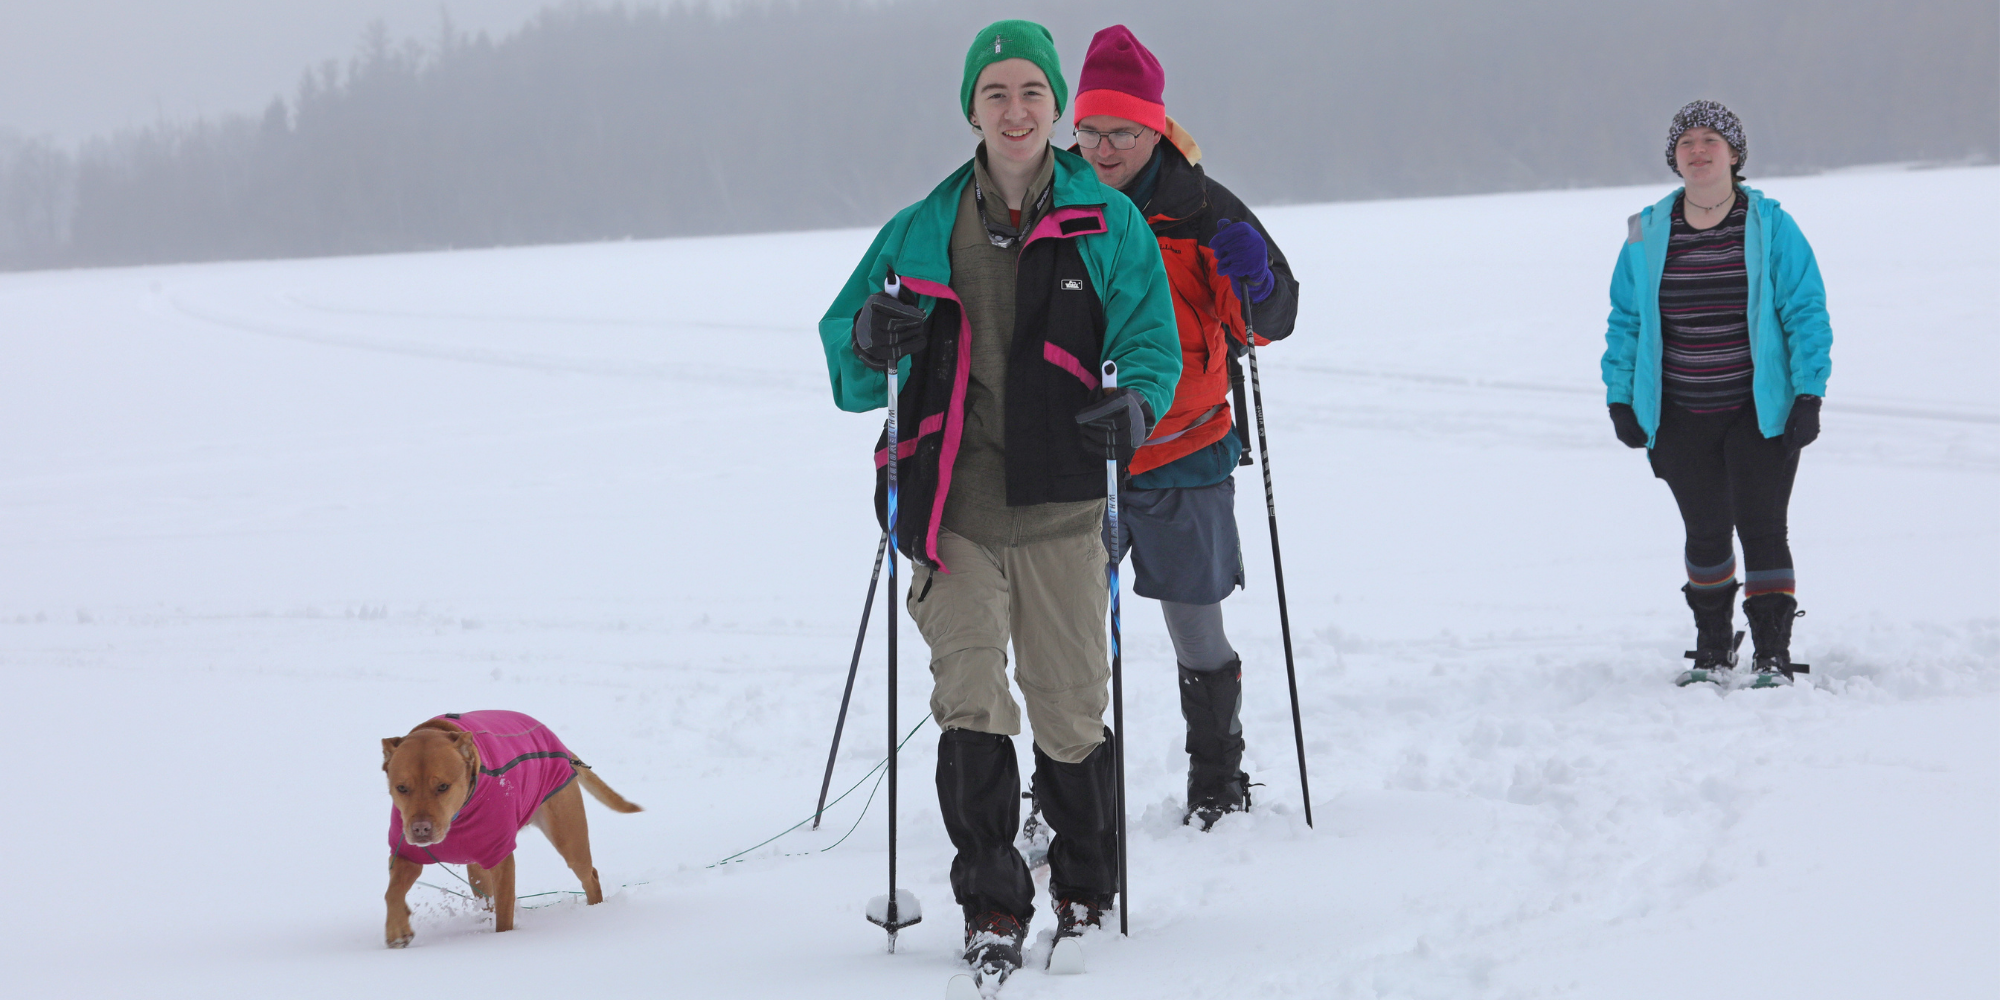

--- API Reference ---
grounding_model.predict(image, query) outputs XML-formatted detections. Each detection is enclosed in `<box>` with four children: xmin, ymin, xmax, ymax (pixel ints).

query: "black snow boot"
<box><xmin>936</xmin><ymin>729</ymin><xmax>1035</xmax><ymax>928</ymax></box>
<box><xmin>1179</xmin><ymin>662</ymin><xmax>1250</xmax><ymax>830</ymax></box>
<box><xmin>1677</xmin><ymin>582</ymin><xmax>1744</xmax><ymax>685</ymax></box>
<box><xmin>1031</xmin><ymin>730</ymin><xmax>1119</xmax><ymax>905</ymax></box>
<box><xmin>962</xmin><ymin>910</ymin><xmax>1026</xmax><ymax>984</ymax></box>
<box><xmin>1743</xmin><ymin>592</ymin><xmax>1811</xmax><ymax>685</ymax></box>
<box><xmin>1683</xmin><ymin>581</ymin><xmax>1741</xmax><ymax>663</ymax></box>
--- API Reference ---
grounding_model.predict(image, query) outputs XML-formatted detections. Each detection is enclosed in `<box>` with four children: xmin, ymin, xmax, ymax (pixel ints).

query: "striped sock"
<box><xmin>1685</xmin><ymin>555</ymin><xmax>1738</xmax><ymax>589</ymax></box>
<box><xmin>1744</xmin><ymin>568</ymin><xmax>1796</xmax><ymax>597</ymax></box>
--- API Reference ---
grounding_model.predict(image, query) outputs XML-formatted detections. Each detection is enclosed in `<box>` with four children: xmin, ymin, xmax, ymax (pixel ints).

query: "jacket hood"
<box><xmin>1141</xmin><ymin>137</ymin><xmax>1210</xmax><ymax>227</ymax></box>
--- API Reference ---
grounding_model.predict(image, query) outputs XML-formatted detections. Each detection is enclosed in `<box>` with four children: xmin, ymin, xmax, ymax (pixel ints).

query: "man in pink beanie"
<box><xmin>1059</xmin><ymin>24</ymin><xmax>1301</xmax><ymax>845</ymax></box>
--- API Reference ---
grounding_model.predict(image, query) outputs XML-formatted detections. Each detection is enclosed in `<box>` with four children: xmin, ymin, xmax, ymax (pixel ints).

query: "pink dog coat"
<box><xmin>388</xmin><ymin>710</ymin><xmax>578</xmax><ymax>869</ymax></box>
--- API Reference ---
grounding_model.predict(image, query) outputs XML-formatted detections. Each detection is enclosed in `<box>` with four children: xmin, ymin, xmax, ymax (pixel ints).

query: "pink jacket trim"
<box><xmin>1042</xmin><ymin>342</ymin><xmax>1099</xmax><ymax>389</ymax></box>
<box><xmin>1024</xmin><ymin>206</ymin><xmax>1107</xmax><ymax>247</ymax></box>
<box><xmin>874</xmin><ymin>413</ymin><xmax>946</xmax><ymax>467</ymax></box>
<box><xmin>889</xmin><ymin>274</ymin><xmax>968</xmax><ymax>574</ymax></box>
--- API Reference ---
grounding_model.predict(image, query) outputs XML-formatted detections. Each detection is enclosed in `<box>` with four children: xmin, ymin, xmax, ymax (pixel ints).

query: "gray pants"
<box><xmin>1162</xmin><ymin>599</ymin><xmax>1237</xmax><ymax>672</ymax></box>
<box><xmin>909</xmin><ymin>528</ymin><xmax>1110</xmax><ymax>764</ymax></box>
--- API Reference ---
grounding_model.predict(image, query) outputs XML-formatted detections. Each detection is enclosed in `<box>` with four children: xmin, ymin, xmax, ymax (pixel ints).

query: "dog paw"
<box><xmin>386</xmin><ymin>933</ymin><xmax>413</xmax><ymax>949</ymax></box>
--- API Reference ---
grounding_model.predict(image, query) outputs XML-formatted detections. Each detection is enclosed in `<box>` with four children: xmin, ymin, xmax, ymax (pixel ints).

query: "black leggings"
<box><xmin>1649</xmin><ymin>403</ymin><xmax>1798</xmax><ymax>595</ymax></box>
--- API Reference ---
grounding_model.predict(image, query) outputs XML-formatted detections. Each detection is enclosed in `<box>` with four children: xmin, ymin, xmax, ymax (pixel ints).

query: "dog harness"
<box><xmin>388</xmin><ymin>710</ymin><xmax>579</xmax><ymax>869</ymax></box>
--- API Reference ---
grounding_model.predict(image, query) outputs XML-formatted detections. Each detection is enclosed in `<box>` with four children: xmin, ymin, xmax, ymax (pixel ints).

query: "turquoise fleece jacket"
<box><xmin>1602</xmin><ymin>185</ymin><xmax>1833</xmax><ymax>444</ymax></box>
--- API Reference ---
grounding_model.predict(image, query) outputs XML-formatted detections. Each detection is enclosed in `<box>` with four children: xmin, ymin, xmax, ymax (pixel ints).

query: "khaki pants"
<box><xmin>909</xmin><ymin>528</ymin><xmax>1109</xmax><ymax>763</ymax></box>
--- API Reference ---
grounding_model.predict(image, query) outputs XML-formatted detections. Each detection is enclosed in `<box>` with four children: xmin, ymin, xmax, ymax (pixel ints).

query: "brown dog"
<box><xmin>381</xmin><ymin>710</ymin><xmax>640</xmax><ymax>947</ymax></box>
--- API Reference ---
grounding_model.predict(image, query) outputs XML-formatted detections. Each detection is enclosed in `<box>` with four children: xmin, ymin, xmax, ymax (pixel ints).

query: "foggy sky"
<box><xmin>0</xmin><ymin>0</ymin><xmax>561</xmax><ymax>143</ymax></box>
<box><xmin>2</xmin><ymin>0</ymin><xmax>1991</xmax><ymax>271</ymax></box>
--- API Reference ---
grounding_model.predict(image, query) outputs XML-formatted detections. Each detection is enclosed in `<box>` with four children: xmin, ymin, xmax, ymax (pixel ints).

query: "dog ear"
<box><xmin>445</xmin><ymin>730</ymin><xmax>479</xmax><ymax>774</ymax></box>
<box><xmin>381</xmin><ymin>737</ymin><xmax>405</xmax><ymax>771</ymax></box>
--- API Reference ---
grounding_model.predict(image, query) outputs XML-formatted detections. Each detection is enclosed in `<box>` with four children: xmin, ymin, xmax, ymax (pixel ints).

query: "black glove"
<box><xmin>850</xmin><ymin>292</ymin><xmax>927</xmax><ymax>371</ymax></box>
<box><xmin>1075</xmin><ymin>388</ymin><xmax>1154</xmax><ymax>463</ymax></box>
<box><xmin>1608</xmin><ymin>403</ymin><xmax>1648</xmax><ymax>449</ymax></box>
<box><xmin>1783</xmin><ymin>394</ymin><xmax>1821</xmax><ymax>451</ymax></box>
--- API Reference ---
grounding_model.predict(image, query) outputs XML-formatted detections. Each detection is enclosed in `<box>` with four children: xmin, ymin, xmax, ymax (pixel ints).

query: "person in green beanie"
<box><xmin>817</xmin><ymin>18</ymin><xmax>1179</xmax><ymax>986</ymax></box>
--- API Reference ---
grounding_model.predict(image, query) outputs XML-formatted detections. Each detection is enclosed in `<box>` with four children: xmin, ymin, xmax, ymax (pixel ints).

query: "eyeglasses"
<box><xmin>1074</xmin><ymin>127</ymin><xmax>1146</xmax><ymax>150</ymax></box>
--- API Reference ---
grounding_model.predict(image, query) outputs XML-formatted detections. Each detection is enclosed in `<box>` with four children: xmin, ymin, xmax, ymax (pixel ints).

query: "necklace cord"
<box><xmin>1686</xmin><ymin>188</ymin><xmax>1736</xmax><ymax>213</ymax></box>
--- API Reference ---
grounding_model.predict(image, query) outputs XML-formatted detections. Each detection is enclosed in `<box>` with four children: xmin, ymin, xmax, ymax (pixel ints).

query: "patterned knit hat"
<box><xmin>1074</xmin><ymin>25</ymin><xmax>1167</xmax><ymax>134</ymax></box>
<box><xmin>1666</xmin><ymin>100</ymin><xmax>1747</xmax><ymax>177</ymax></box>
<box><xmin>961</xmin><ymin>20</ymin><xmax>1068</xmax><ymax>119</ymax></box>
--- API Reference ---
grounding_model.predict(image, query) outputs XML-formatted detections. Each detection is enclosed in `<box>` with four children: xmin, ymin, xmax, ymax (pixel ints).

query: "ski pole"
<box><xmin>813</xmin><ymin>529</ymin><xmax>888</xmax><ymax>830</ymax></box>
<box><xmin>864</xmin><ymin>270</ymin><xmax>920</xmax><ymax>949</ymax></box>
<box><xmin>1240</xmin><ymin>294</ymin><xmax>1315</xmax><ymax>828</ymax></box>
<box><xmin>1100</xmin><ymin>360</ymin><xmax>1130</xmax><ymax>936</ymax></box>
<box><xmin>882</xmin><ymin>272</ymin><xmax>908</xmax><ymax>945</ymax></box>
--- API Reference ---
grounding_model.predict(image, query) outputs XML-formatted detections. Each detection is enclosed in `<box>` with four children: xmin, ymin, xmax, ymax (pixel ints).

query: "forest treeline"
<box><xmin>1</xmin><ymin>0</ymin><xmax>1993</xmax><ymax>271</ymax></box>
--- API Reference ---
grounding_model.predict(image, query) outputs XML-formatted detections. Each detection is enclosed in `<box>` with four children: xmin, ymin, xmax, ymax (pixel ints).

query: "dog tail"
<box><xmin>573</xmin><ymin>760</ymin><xmax>643</xmax><ymax>813</ymax></box>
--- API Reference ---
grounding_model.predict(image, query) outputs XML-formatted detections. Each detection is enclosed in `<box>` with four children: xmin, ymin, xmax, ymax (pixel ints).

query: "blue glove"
<box><xmin>1208</xmin><ymin>218</ymin><xmax>1274</xmax><ymax>303</ymax></box>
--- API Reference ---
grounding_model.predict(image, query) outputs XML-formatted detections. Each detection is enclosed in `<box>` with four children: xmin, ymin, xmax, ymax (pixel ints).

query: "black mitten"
<box><xmin>1608</xmin><ymin>403</ymin><xmax>1648</xmax><ymax>449</ymax></box>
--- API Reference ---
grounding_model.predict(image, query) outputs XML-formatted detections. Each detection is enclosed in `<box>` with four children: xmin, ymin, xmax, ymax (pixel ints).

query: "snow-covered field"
<box><xmin>2</xmin><ymin>166</ymin><xmax>1994</xmax><ymax>999</ymax></box>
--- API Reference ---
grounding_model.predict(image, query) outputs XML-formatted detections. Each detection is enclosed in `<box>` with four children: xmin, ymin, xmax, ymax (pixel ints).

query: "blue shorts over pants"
<box><xmin>1109</xmin><ymin>477</ymin><xmax>1244</xmax><ymax>606</ymax></box>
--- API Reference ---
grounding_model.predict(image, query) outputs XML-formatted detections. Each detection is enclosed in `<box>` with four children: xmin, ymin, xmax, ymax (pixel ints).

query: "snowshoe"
<box><xmin>1187</xmin><ymin>780</ymin><xmax>1253</xmax><ymax>831</ymax></box>
<box><xmin>1014</xmin><ymin>791</ymin><xmax>1050</xmax><ymax>869</ymax></box>
<box><xmin>1744</xmin><ymin>593</ymin><xmax>1810</xmax><ymax>689</ymax></box>
<box><xmin>1675</xmin><ymin>629</ymin><xmax>1744</xmax><ymax>687</ymax></box>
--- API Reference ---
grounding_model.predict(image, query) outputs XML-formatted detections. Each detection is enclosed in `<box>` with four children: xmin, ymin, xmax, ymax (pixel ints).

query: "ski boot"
<box><xmin>961</xmin><ymin>910</ymin><xmax>1026</xmax><ymax>988</ymax></box>
<box><xmin>1743</xmin><ymin>592</ymin><xmax>1810</xmax><ymax>688</ymax></box>
<box><xmin>1675</xmin><ymin>581</ymin><xmax>1743</xmax><ymax>687</ymax></box>
<box><xmin>1180</xmin><ymin>662</ymin><xmax>1252</xmax><ymax>830</ymax></box>
<box><xmin>1044</xmin><ymin>893</ymin><xmax>1107</xmax><ymax>975</ymax></box>
<box><xmin>1053</xmin><ymin>893</ymin><xmax>1108</xmax><ymax>939</ymax></box>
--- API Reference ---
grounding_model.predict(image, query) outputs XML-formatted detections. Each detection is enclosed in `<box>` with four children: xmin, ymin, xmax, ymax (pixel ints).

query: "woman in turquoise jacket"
<box><xmin>1601</xmin><ymin>100</ymin><xmax>1832</xmax><ymax>688</ymax></box>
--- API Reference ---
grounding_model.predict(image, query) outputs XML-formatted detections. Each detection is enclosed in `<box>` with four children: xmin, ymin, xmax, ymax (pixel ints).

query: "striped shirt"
<box><xmin>1660</xmin><ymin>193</ymin><xmax>1752</xmax><ymax>413</ymax></box>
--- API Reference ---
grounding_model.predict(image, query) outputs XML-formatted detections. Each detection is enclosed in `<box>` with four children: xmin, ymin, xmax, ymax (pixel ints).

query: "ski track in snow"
<box><xmin>0</xmin><ymin>168</ymin><xmax>1994</xmax><ymax>998</ymax></box>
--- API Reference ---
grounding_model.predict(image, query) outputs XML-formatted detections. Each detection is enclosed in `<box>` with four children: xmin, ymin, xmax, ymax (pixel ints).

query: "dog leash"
<box><xmin>705</xmin><ymin>716</ymin><xmax>929</xmax><ymax>868</ymax></box>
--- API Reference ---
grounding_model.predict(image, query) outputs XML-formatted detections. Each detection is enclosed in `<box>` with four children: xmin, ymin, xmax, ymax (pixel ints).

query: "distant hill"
<box><xmin>1</xmin><ymin>0</ymin><xmax>1993</xmax><ymax>270</ymax></box>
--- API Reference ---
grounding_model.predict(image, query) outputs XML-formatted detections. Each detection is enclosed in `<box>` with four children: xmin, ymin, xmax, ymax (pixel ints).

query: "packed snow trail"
<box><xmin>0</xmin><ymin>168</ymin><xmax>1993</xmax><ymax>999</ymax></box>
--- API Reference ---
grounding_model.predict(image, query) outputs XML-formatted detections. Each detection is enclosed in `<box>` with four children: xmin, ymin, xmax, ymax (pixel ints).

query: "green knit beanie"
<box><xmin>960</xmin><ymin>20</ymin><xmax>1067</xmax><ymax>119</ymax></box>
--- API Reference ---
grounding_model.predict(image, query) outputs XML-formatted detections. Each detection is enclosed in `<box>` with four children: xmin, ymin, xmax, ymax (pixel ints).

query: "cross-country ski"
<box><xmin>1047</xmin><ymin>936</ymin><xmax>1087</xmax><ymax>975</ymax></box>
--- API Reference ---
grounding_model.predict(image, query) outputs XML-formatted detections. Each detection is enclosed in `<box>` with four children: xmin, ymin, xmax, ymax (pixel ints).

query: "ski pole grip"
<box><xmin>1101</xmin><ymin>360</ymin><xmax>1117</xmax><ymax>391</ymax></box>
<box><xmin>883</xmin><ymin>269</ymin><xmax>900</xmax><ymax>299</ymax></box>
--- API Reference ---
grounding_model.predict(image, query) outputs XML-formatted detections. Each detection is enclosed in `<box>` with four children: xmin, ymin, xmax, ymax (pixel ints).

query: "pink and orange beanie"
<box><xmin>1074</xmin><ymin>25</ymin><xmax>1167</xmax><ymax>134</ymax></box>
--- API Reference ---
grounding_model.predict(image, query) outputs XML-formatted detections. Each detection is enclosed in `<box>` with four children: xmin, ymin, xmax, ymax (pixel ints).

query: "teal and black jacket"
<box><xmin>1602</xmin><ymin>185</ymin><xmax>1833</xmax><ymax>446</ymax></box>
<box><xmin>818</xmin><ymin>148</ymin><xmax>1180</xmax><ymax>571</ymax></box>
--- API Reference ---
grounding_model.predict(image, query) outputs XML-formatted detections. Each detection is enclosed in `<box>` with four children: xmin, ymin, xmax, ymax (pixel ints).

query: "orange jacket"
<box><xmin>1125</xmin><ymin>121</ymin><xmax>1298</xmax><ymax>477</ymax></box>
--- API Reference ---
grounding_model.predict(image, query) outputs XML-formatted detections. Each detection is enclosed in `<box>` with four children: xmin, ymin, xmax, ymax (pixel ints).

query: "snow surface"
<box><xmin>1</xmin><ymin>166</ymin><xmax>1995</xmax><ymax>999</ymax></box>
